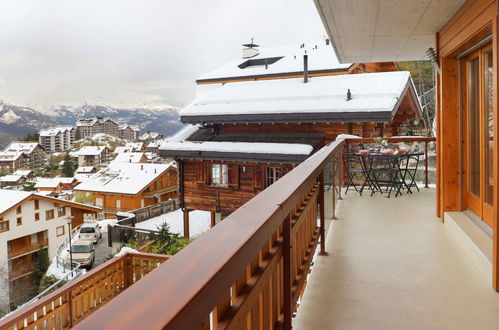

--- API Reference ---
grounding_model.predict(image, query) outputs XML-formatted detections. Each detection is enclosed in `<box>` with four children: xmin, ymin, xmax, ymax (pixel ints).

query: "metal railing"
<box><xmin>0</xmin><ymin>252</ymin><xmax>169</xmax><ymax>329</ymax></box>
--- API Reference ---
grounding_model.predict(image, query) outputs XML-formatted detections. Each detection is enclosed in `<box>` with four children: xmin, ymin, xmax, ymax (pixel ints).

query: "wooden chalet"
<box><xmin>161</xmin><ymin>45</ymin><xmax>422</xmax><ymax>224</ymax></box>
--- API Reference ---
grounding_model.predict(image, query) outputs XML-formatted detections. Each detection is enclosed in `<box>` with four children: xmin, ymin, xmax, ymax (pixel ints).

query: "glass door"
<box><xmin>463</xmin><ymin>44</ymin><xmax>494</xmax><ymax>227</ymax></box>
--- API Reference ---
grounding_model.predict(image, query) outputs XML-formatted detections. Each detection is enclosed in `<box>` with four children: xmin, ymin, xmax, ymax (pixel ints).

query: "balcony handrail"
<box><xmin>74</xmin><ymin>138</ymin><xmax>346</xmax><ymax>330</ymax></box>
<box><xmin>0</xmin><ymin>252</ymin><xmax>169</xmax><ymax>328</ymax></box>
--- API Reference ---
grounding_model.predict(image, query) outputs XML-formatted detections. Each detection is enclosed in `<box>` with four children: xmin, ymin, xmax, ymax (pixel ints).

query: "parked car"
<box><xmin>78</xmin><ymin>223</ymin><xmax>102</xmax><ymax>244</ymax></box>
<box><xmin>66</xmin><ymin>240</ymin><xmax>95</xmax><ymax>269</ymax></box>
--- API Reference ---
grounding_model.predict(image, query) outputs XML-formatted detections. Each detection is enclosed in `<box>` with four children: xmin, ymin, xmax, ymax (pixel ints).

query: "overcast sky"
<box><xmin>0</xmin><ymin>0</ymin><xmax>327</xmax><ymax>112</ymax></box>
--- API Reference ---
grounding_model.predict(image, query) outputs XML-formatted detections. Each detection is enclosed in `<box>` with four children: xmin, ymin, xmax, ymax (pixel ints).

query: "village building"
<box><xmin>0</xmin><ymin>142</ymin><xmax>45</xmax><ymax>174</ymax></box>
<box><xmin>0</xmin><ymin>190</ymin><xmax>101</xmax><ymax>312</ymax></box>
<box><xmin>76</xmin><ymin>117</ymin><xmax>119</xmax><ymax>139</ymax></box>
<box><xmin>34</xmin><ymin>177</ymin><xmax>79</xmax><ymax>194</ymax></box>
<box><xmin>114</xmin><ymin>142</ymin><xmax>144</xmax><ymax>154</ymax></box>
<box><xmin>117</xmin><ymin>125</ymin><xmax>140</xmax><ymax>141</ymax></box>
<box><xmin>110</xmin><ymin>152</ymin><xmax>148</xmax><ymax>165</ymax></box>
<box><xmin>139</xmin><ymin>132</ymin><xmax>164</xmax><ymax>142</ymax></box>
<box><xmin>38</xmin><ymin>127</ymin><xmax>75</xmax><ymax>152</ymax></box>
<box><xmin>73</xmin><ymin>162</ymin><xmax>178</xmax><ymax>216</ymax></box>
<box><xmin>160</xmin><ymin>43</ymin><xmax>422</xmax><ymax>225</ymax></box>
<box><xmin>12</xmin><ymin>170</ymin><xmax>36</xmax><ymax>181</ymax></box>
<box><xmin>0</xmin><ymin>174</ymin><xmax>27</xmax><ymax>189</ymax></box>
<box><xmin>75</xmin><ymin>146</ymin><xmax>112</xmax><ymax>167</ymax></box>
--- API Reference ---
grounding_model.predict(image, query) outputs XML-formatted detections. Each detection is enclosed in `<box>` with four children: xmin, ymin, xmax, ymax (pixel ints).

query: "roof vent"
<box><xmin>346</xmin><ymin>89</ymin><xmax>352</xmax><ymax>101</ymax></box>
<box><xmin>303</xmin><ymin>55</ymin><xmax>309</xmax><ymax>83</ymax></box>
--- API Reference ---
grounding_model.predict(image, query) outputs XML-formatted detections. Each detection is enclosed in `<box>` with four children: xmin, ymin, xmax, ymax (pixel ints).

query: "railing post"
<box><xmin>282</xmin><ymin>214</ymin><xmax>292</xmax><ymax>330</ymax></box>
<box><xmin>183</xmin><ymin>209</ymin><xmax>190</xmax><ymax>239</ymax></box>
<box><xmin>424</xmin><ymin>141</ymin><xmax>429</xmax><ymax>188</ymax></box>
<box><xmin>319</xmin><ymin>172</ymin><xmax>328</xmax><ymax>256</ymax></box>
<box><xmin>338</xmin><ymin>152</ymin><xmax>343</xmax><ymax>200</ymax></box>
<box><xmin>68</xmin><ymin>289</ymin><xmax>74</xmax><ymax>328</ymax></box>
<box><xmin>331</xmin><ymin>158</ymin><xmax>337</xmax><ymax>220</ymax></box>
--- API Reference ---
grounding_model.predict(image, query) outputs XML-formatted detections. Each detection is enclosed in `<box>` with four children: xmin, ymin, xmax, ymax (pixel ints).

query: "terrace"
<box><xmin>1</xmin><ymin>137</ymin><xmax>498</xmax><ymax>329</ymax></box>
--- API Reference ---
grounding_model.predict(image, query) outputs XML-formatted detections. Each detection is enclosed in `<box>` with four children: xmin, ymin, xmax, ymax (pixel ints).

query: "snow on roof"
<box><xmin>110</xmin><ymin>152</ymin><xmax>145</xmax><ymax>165</ymax></box>
<box><xmin>160</xmin><ymin>141</ymin><xmax>313</xmax><ymax>155</ymax></box>
<box><xmin>76</xmin><ymin>146</ymin><xmax>108</xmax><ymax>156</ymax></box>
<box><xmin>198</xmin><ymin>42</ymin><xmax>351</xmax><ymax>81</ymax></box>
<box><xmin>0</xmin><ymin>175</ymin><xmax>24</xmax><ymax>182</ymax></box>
<box><xmin>0</xmin><ymin>190</ymin><xmax>31</xmax><ymax>214</ymax></box>
<box><xmin>39</xmin><ymin>126</ymin><xmax>74</xmax><ymax>136</ymax></box>
<box><xmin>35</xmin><ymin>177</ymin><xmax>76</xmax><ymax>188</ymax></box>
<box><xmin>2</xmin><ymin>142</ymin><xmax>39</xmax><ymax>154</ymax></box>
<box><xmin>114</xmin><ymin>142</ymin><xmax>144</xmax><ymax>153</ymax></box>
<box><xmin>183</xmin><ymin>72</ymin><xmax>412</xmax><ymax>118</ymax></box>
<box><xmin>135</xmin><ymin>209</ymin><xmax>211</xmax><ymax>238</ymax></box>
<box><xmin>13</xmin><ymin>170</ymin><xmax>34</xmax><ymax>176</ymax></box>
<box><xmin>74</xmin><ymin>162</ymin><xmax>175</xmax><ymax>195</ymax></box>
<box><xmin>139</xmin><ymin>132</ymin><xmax>162</xmax><ymax>140</ymax></box>
<box><xmin>167</xmin><ymin>125</ymin><xmax>200</xmax><ymax>142</ymax></box>
<box><xmin>75</xmin><ymin>166</ymin><xmax>96</xmax><ymax>173</ymax></box>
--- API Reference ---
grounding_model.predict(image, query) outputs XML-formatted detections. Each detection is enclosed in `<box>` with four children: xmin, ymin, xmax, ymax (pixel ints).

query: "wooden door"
<box><xmin>463</xmin><ymin>44</ymin><xmax>494</xmax><ymax>227</ymax></box>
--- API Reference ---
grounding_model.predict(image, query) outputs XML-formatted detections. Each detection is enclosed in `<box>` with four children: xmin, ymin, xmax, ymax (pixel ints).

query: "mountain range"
<box><xmin>0</xmin><ymin>100</ymin><xmax>185</xmax><ymax>149</ymax></box>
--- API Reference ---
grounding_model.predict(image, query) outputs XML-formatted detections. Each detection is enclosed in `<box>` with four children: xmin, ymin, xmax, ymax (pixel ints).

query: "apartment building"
<box><xmin>117</xmin><ymin>125</ymin><xmax>140</xmax><ymax>141</ymax></box>
<box><xmin>0</xmin><ymin>142</ymin><xmax>45</xmax><ymax>174</ymax></box>
<box><xmin>0</xmin><ymin>190</ymin><xmax>101</xmax><ymax>314</ymax></box>
<box><xmin>38</xmin><ymin>127</ymin><xmax>75</xmax><ymax>152</ymax></box>
<box><xmin>76</xmin><ymin>117</ymin><xmax>119</xmax><ymax>139</ymax></box>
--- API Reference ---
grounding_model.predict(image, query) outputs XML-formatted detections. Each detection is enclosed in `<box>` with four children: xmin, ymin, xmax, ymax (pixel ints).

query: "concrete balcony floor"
<box><xmin>294</xmin><ymin>188</ymin><xmax>499</xmax><ymax>330</ymax></box>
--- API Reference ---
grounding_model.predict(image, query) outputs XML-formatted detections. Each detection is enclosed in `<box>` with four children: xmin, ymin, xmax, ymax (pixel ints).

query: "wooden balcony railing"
<box><xmin>0</xmin><ymin>252</ymin><xmax>169</xmax><ymax>329</ymax></box>
<box><xmin>143</xmin><ymin>186</ymin><xmax>177</xmax><ymax>198</ymax></box>
<box><xmin>8</xmin><ymin>240</ymin><xmax>49</xmax><ymax>259</ymax></box>
<box><xmin>71</xmin><ymin>138</ymin><xmax>346</xmax><ymax>330</ymax></box>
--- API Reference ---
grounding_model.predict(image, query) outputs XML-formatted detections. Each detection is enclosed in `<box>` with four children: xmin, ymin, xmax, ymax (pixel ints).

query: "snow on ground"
<box><xmin>46</xmin><ymin>256</ymin><xmax>86</xmax><ymax>280</ymax></box>
<box><xmin>135</xmin><ymin>209</ymin><xmax>211</xmax><ymax>238</ymax></box>
<box><xmin>114</xmin><ymin>246</ymin><xmax>139</xmax><ymax>258</ymax></box>
<box><xmin>97</xmin><ymin>219</ymin><xmax>118</xmax><ymax>233</ymax></box>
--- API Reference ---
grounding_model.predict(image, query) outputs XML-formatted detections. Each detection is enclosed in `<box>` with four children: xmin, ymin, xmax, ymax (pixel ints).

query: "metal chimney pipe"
<box><xmin>303</xmin><ymin>54</ymin><xmax>309</xmax><ymax>83</ymax></box>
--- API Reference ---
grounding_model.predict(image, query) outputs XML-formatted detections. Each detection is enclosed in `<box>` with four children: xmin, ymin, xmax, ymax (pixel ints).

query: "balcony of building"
<box><xmin>1</xmin><ymin>137</ymin><xmax>498</xmax><ymax>329</ymax></box>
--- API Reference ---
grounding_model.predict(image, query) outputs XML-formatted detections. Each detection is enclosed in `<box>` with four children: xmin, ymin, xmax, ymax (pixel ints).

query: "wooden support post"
<box><xmin>183</xmin><ymin>209</ymin><xmax>190</xmax><ymax>239</ymax></box>
<box><xmin>282</xmin><ymin>214</ymin><xmax>292</xmax><ymax>330</ymax></box>
<box><xmin>424</xmin><ymin>141</ymin><xmax>429</xmax><ymax>188</ymax></box>
<box><xmin>210</xmin><ymin>211</ymin><xmax>216</xmax><ymax>228</ymax></box>
<box><xmin>319</xmin><ymin>172</ymin><xmax>328</xmax><ymax>256</ymax></box>
<box><xmin>331</xmin><ymin>159</ymin><xmax>337</xmax><ymax>220</ymax></box>
<box><xmin>338</xmin><ymin>153</ymin><xmax>343</xmax><ymax>200</ymax></box>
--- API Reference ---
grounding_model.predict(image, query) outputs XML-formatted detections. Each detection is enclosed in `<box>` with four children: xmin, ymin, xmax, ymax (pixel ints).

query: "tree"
<box><xmin>62</xmin><ymin>153</ymin><xmax>75</xmax><ymax>177</ymax></box>
<box><xmin>151</xmin><ymin>223</ymin><xmax>190</xmax><ymax>255</ymax></box>
<box><xmin>75</xmin><ymin>192</ymin><xmax>93</xmax><ymax>204</ymax></box>
<box><xmin>23</xmin><ymin>132</ymin><xmax>39</xmax><ymax>142</ymax></box>
<box><xmin>74</xmin><ymin>129</ymin><xmax>82</xmax><ymax>141</ymax></box>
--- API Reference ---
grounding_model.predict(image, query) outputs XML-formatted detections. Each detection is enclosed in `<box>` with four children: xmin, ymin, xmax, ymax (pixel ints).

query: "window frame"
<box><xmin>0</xmin><ymin>219</ymin><xmax>9</xmax><ymax>233</ymax></box>
<box><xmin>46</xmin><ymin>209</ymin><xmax>54</xmax><ymax>220</ymax></box>
<box><xmin>210</xmin><ymin>164</ymin><xmax>229</xmax><ymax>187</ymax></box>
<box><xmin>265</xmin><ymin>167</ymin><xmax>282</xmax><ymax>188</ymax></box>
<box><xmin>56</xmin><ymin>226</ymin><xmax>65</xmax><ymax>237</ymax></box>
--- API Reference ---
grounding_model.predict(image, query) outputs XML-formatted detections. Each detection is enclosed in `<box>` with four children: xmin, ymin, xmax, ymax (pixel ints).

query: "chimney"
<box><xmin>242</xmin><ymin>38</ymin><xmax>259</xmax><ymax>58</ymax></box>
<box><xmin>346</xmin><ymin>89</ymin><xmax>352</xmax><ymax>101</ymax></box>
<box><xmin>325</xmin><ymin>38</ymin><xmax>330</xmax><ymax>45</ymax></box>
<box><xmin>303</xmin><ymin>55</ymin><xmax>309</xmax><ymax>83</ymax></box>
<box><xmin>141</xmin><ymin>164</ymin><xmax>144</xmax><ymax>170</ymax></box>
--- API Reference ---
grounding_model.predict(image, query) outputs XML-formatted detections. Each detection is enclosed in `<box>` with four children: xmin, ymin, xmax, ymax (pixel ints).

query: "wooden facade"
<box><xmin>182</xmin><ymin>160</ymin><xmax>294</xmax><ymax>216</ymax></box>
<box><xmin>435</xmin><ymin>0</ymin><xmax>499</xmax><ymax>290</ymax></box>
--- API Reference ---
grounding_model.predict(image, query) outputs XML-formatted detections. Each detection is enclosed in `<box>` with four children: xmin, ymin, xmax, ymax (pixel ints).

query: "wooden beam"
<box><xmin>183</xmin><ymin>209</ymin><xmax>190</xmax><ymax>239</ymax></box>
<box><xmin>492</xmin><ymin>16</ymin><xmax>499</xmax><ymax>291</ymax></box>
<box><xmin>211</xmin><ymin>211</ymin><xmax>216</xmax><ymax>228</ymax></box>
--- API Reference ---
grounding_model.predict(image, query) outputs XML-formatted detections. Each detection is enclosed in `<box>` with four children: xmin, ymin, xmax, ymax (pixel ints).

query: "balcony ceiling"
<box><xmin>314</xmin><ymin>0</ymin><xmax>466</xmax><ymax>62</ymax></box>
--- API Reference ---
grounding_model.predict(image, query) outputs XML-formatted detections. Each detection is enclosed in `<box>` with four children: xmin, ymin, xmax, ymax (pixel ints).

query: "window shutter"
<box><xmin>197</xmin><ymin>163</ymin><xmax>207</xmax><ymax>184</ymax></box>
<box><xmin>229</xmin><ymin>165</ymin><xmax>239</xmax><ymax>187</ymax></box>
<box><xmin>253</xmin><ymin>165</ymin><xmax>263</xmax><ymax>189</ymax></box>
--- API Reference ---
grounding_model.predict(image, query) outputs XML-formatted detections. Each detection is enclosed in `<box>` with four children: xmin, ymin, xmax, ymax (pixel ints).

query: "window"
<box><xmin>31</xmin><ymin>233</ymin><xmax>38</xmax><ymax>243</ymax></box>
<box><xmin>211</xmin><ymin>164</ymin><xmax>228</xmax><ymax>186</ymax></box>
<box><xmin>266</xmin><ymin>167</ymin><xmax>281</xmax><ymax>187</ymax></box>
<box><xmin>34</xmin><ymin>200</ymin><xmax>39</xmax><ymax>210</ymax></box>
<box><xmin>16</xmin><ymin>217</ymin><xmax>22</xmax><ymax>226</ymax></box>
<box><xmin>46</xmin><ymin>209</ymin><xmax>54</xmax><ymax>220</ymax></box>
<box><xmin>57</xmin><ymin>207</ymin><xmax>66</xmax><ymax>217</ymax></box>
<box><xmin>0</xmin><ymin>220</ymin><xmax>9</xmax><ymax>232</ymax></box>
<box><xmin>56</xmin><ymin>226</ymin><xmax>65</xmax><ymax>237</ymax></box>
<box><xmin>155</xmin><ymin>181</ymin><xmax>163</xmax><ymax>190</ymax></box>
<box><xmin>16</xmin><ymin>206</ymin><xmax>22</xmax><ymax>214</ymax></box>
<box><xmin>35</xmin><ymin>213</ymin><xmax>40</xmax><ymax>221</ymax></box>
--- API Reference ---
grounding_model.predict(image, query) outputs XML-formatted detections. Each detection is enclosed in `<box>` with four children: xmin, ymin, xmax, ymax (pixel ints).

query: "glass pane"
<box><xmin>484</xmin><ymin>51</ymin><xmax>494</xmax><ymax>206</ymax></box>
<box><xmin>468</xmin><ymin>57</ymin><xmax>480</xmax><ymax>197</ymax></box>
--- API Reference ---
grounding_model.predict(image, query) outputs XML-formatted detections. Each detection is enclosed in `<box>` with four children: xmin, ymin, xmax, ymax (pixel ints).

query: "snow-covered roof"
<box><xmin>76</xmin><ymin>146</ymin><xmax>108</xmax><ymax>156</ymax></box>
<box><xmin>110</xmin><ymin>152</ymin><xmax>145</xmax><ymax>165</ymax></box>
<box><xmin>136</xmin><ymin>209</ymin><xmax>210</xmax><ymax>238</ymax></box>
<box><xmin>39</xmin><ymin>126</ymin><xmax>74</xmax><ymax>136</ymax></box>
<box><xmin>0</xmin><ymin>175</ymin><xmax>24</xmax><ymax>182</ymax></box>
<box><xmin>197</xmin><ymin>42</ymin><xmax>352</xmax><ymax>82</ymax></box>
<box><xmin>161</xmin><ymin>141</ymin><xmax>313</xmax><ymax>155</ymax></box>
<box><xmin>2</xmin><ymin>142</ymin><xmax>40</xmax><ymax>154</ymax></box>
<box><xmin>0</xmin><ymin>190</ymin><xmax>31</xmax><ymax>214</ymax></box>
<box><xmin>13</xmin><ymin>170</ymin><xmax>34</xmax><ymax>176</ymax></box>
<box><xmin>114</xmin><ymin>142</ymin><xmax>143</xmax><ymax>153</ymax></box>
<box><xmin>167</xmin><ymin>125</ymin><xmax>200</xmax><ymax>142</ymax></box>
<box><xmin>75</xmin><ymin>166</ymin><xmax>96</xmax><ymax>173</ymax></box>
<box><xmin>139</xmin><ymin>132</ymin><xmax>162</xmax><ymax>140</ymax></box>
<box><xmin>35</xmin><ymin>177</ymin><xmax>76</xmax><ymax>188</ymax></box>
<box><xmin>182</xmin><ymin>72</ymin><xmax>420</xmax><ymax>123</ymax></box>
<box><xmin>74</xmin><ymin>162</ymin><xmax>175</xmax><ymax>195</ymax></box>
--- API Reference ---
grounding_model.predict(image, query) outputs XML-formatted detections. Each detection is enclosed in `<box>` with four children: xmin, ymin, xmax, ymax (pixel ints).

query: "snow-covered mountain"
<box><xmin>0</xmin><ymin>100</ymin><xmax>185</xmax><ymax>149</ymax></box>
